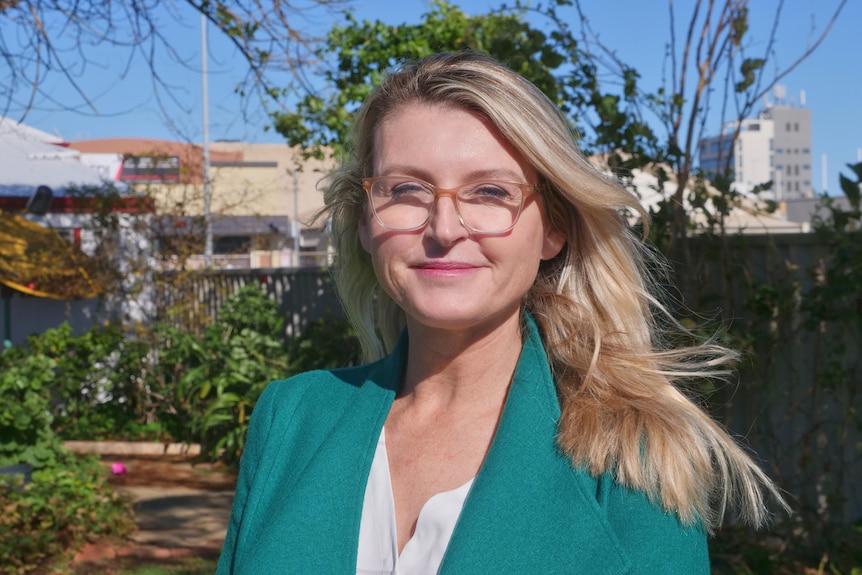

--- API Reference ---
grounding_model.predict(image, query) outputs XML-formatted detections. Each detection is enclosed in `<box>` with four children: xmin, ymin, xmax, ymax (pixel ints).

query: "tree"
<box><xmin>559</xmin><ymin>0</ymin><xmax>849</xmax><ymax>250</ymax></box>
<box><xmin>0</xmin><ymin>0</ymin><xmax>346</xmax><ymax>127</ymax></box>
<box><xmin>273</xmin><ymin>0</ymin><xmax>650</xmax><ymax>165</ymax></box>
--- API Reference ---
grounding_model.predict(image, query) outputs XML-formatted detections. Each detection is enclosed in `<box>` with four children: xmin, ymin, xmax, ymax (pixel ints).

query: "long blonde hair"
<box><xmin>319</xmin><ymin>51</ymin><xmax>785</xmax><ymax>530</ymax></box>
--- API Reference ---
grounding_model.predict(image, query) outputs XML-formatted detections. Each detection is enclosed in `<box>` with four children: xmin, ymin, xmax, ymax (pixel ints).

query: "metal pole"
<box><xmin>202</xmin><ymin>12</ymin><xmax>213</xmax><ymax>266</ymax></box>
<box><xmin>292</xmin><ymin>170</ymin><xmax>300</xmax><ymax>268</ymax></box>
<box><xmin>3</xmin><ymin>291</ymin><xmax>11</xmax><ymax>349</ymax></box>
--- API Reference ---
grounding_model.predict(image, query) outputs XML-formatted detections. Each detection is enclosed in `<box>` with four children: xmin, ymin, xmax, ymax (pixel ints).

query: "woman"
<box><xmin>217</xmin><ymin>51</ymin><xmax>784</xmax><ymax>574</ymax></box>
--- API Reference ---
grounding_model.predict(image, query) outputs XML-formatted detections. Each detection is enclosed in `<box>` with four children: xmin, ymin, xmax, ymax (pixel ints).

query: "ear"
<box><xmin>358</xmin><ymin>210</ymin><xmax>372</xmax><ymax>254</ymax></box>
<box><xmin>541</xmin><ymin>227</ymin><xmax>566</xmax><ymax>261</ymax></box>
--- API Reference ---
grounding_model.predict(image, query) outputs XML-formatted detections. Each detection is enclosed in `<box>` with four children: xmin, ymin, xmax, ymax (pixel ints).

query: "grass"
<box><xmin>70</xmin><ymin>555</ymin><xmax>219</xmax><ymax>575</ymax></box>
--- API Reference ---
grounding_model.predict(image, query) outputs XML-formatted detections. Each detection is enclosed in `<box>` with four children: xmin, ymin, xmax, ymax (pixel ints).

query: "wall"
<box><xmin>0</xmin><ymin>293</ymin><xmax>109</xmax><ymax>346</ymax></box>
<box><xmin>685</xmin><ymin>233</ymin><xmax>860</xmax><ymax>527</ymax></box>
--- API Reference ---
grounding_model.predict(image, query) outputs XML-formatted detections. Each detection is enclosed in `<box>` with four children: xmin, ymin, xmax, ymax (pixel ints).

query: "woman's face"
<box><xmin>359</xmin><ymin>102</ymin><xmax>564</xmax><ymax>335</ymax></box>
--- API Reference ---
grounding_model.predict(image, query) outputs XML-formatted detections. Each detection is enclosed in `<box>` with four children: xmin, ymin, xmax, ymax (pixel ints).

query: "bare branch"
<box><xmin>748</xmin><ymin>0</ymin><xmax>848</xmax><ymax>105</ymax></box>
<box><xmin>0</xmin><ymin>0</ymin><xmax>347</xmax><ymax>133</ymax></box>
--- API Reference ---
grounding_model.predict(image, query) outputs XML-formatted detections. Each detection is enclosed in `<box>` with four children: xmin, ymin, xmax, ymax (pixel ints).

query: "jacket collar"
<box><xmin>368</xmin><ymin>314</ymin><xmax>631</xmax><ymax>573</ymax></box>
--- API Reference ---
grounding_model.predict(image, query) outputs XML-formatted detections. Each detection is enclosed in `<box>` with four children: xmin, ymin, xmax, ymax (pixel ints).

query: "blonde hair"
<box><xmin>319</xmin><ymin>51</ymin><xmax>785</xmax><ymax>530</ymax></box>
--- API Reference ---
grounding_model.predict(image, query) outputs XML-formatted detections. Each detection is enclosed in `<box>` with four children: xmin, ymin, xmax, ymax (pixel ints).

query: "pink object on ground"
<box><xmin>110</xmin><ymin>462</ymin><xmax>127</xmax><ymax>475</ymax></box>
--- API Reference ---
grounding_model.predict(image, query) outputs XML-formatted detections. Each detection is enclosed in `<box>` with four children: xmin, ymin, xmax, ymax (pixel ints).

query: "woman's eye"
<box><xmin>463</xmin><ymin>184</ymin><xmax>514</xmax><ymax>201</ymax></box>
<box><xmin>388</xmin><ymin>181</ymin><xmax>434</xmax><ymax>202</ymax></box>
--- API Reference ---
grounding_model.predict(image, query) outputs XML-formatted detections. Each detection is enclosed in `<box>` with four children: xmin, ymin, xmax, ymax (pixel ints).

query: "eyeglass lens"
<box><xmin>368</xmin><ymin>178</ymin><xmax>525</xmax><ymax>233</ymax></box>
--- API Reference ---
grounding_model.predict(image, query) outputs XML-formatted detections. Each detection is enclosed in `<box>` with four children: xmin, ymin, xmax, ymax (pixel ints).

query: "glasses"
<box><xmin>362</xmin><ymin>176</ymin><xmax>538</xmax><ymax>234</ymax></box>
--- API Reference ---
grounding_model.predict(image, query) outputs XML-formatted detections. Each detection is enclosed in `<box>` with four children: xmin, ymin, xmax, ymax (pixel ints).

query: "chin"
<box><xmin>405</xmin><ymin>304</ymin><xmax>518</xmax><ymax>333</ymax></box>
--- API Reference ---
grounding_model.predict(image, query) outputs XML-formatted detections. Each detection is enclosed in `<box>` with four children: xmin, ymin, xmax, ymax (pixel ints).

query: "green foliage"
<box><xmin>273</xmin><ymin>0</ymin><xmax>649</xmax><ymax>164</ymax></box>
<box><xmin>0</xmin><ymin>456</ymin><xmax>134</xmax><ymax>575</ymax></box>
<box><xmin>167</xmin><ymin>286</ymin><xmax>360</xmax><ymax>465</ymax></box>
<box><xmin>0</xmin><ymin>335</ymin><xmax>135</xmax><ymax>573</ymax></box>
<box><xmin>18</xmin><ymin>322</ymin><xmax>157</xmax><ymax>442</ymax></box>
<box><xmin>68</xmin><ymin>555</ymin><xmax>219</xmax><ymax>575</ymax></box>
<box><xmin>7</xmin><ymin>285</ymin><xmax>361</xmax><ymax>467</ymax></box>
<box><xmin>676</xmin><ymin>163</ymin><xmax>862</xmax><ymax>567</ymax></box>
<box><xmin>1</xmin><ymin>283</ymin><xmax>361</xmax><ymax>570</ymax></box>
<box><xmin>806</xmin><ymin>164</ymin><xmax>862</xmax><ymax>329</ymax></box>
<box><xmin>168</xmin><ymin>286</ymin><xmax>293</xmax><ymax>464</ymax></box>
<box><xmin>0</xmin><ymin>349</ymin><xmax>70</xmax><ymax>469</ymax></box>
<box><xmin>287</xmin><ymin>312</ymin><xmax>362</xmax><ymax>375</ymax></box>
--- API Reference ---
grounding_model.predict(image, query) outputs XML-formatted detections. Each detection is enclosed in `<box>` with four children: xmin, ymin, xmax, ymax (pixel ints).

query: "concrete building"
<box><xmin>67</xmin><ymin>138</ymin><xmax>334</xmax><ymax>269</ymax></box>
<box><xmin>698</xmin><ymin>87</ymin><xmax>813</xmax><ymax>201</ymax></box>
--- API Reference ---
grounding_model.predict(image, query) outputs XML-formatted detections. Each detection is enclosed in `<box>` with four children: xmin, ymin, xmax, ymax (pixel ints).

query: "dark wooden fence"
<box><xmin>153</xmin><ymin>267</ymin><xmax>342</xmax><ymax>337</ymax></box>
<box><xmin>684</xmin><ymin>233</ymin><xmax>860</xmax><ymax>528</ymax></box>
<box><xmin>149</xmin><ymin>234</ymin><xmax>860</xmax><ymax>528</ymax></box>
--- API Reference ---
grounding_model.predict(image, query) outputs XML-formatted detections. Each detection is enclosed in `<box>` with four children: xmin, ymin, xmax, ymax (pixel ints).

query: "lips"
<box><xmin>412</xmin><ymin>261</ymin><xmax>478</xmax><ymax>270</ymax></box>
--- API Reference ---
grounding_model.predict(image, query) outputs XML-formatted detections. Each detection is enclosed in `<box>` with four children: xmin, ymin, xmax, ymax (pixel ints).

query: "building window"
<box><xmin>794</xmin><ymin>165</ymin><xmax>799</xmax><ymax>176</ymax></box>
<box><xmin>215</xmin><ymin>236</ymin><xmax>251</xmax><ymax>254</ymax></box>
<box><xmin>803</xmin><ymin>148</ymin><xmax>810</xmax><ymax>154</ymax></box>
<box><xmin>794</xmin><ymin>122</ymin><xmax>799</xmax><ymax>131</ymax></box>
<box><xmin>769</xmin><ymin>139</ymin><xmax>773</xmax><ymax>150</ymax></box>
<box><xmin>786</xmin><ymin>123</ymin><xmax>791</xmax><ymax>131</ymax></box>
<box><xmin>786</xmin><ymin>165</ymin><xmax>791</xmax><ymax>175</ymax></box>
<box><xmin>119</xmin><ymin>155</ymin><xmax>181</xmax><ymax>182</ymax></box>
<box><xmin>803</xmin><ymin>164</ymin><xmax>810</xmax><ymax>170</ymax></box>
<box><xmin>776</xmin><ymin>148</ymin><xmax>783</xmax><ymax>154</ymax></box>
<box><xmin>795</xmin><ymin>182</ymin><xmax>799</xmax><ymax>192</ymax></box>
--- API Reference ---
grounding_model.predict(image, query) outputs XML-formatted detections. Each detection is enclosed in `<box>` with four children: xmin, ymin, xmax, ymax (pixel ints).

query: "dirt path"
<box><xmin>75</xmin><ymin>455</ymin><xmax>236</xmax><ymax>563</ymax></box>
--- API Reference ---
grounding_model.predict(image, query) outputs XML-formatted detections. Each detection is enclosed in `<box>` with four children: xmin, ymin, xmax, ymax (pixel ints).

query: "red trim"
<box><xmin>0</xmin><ymin>195</ymin><xmax>154</xmax><ymax>214</ymax></box>
<box><xmin>73</xmin><ymin>228</ymin><xmax>82</xmax><ymax>248</ymax></box>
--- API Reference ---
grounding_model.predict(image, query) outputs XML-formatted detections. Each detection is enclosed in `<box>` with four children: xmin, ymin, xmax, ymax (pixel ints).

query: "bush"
<box><xmin>164</xmin><ymin>286</ymin><xmax>360</xmax><ymax>465</ymax></box>
<box><xmin>5</xmin><ymin>285</ymin><xmax>361</xmax><ymax>467</ymax></box>
<box><xmin>0</xmin><ymin>350</ymin><xmax>70</xmax><ymax>469</ymax></box>
<box><xmin>21</xmin><ymin>322</ymin><xmax>161</xmax><ymax>442</ymax></box>
<box><xmin>0</xmin><ymin>344</ymin><xmax>135</xmax><ymax>573</ymax></box>
<box><xmin>0</xmin><ymin>456</ymin><xmax>135</xmax><ymax>575</ymax></box>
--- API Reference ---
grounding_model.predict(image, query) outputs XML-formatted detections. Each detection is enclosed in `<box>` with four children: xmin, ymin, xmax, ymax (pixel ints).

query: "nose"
<box><xmin>425</xmin><ymin>194</ymin><xmax>469</xmax><ymax>246</ymax></box>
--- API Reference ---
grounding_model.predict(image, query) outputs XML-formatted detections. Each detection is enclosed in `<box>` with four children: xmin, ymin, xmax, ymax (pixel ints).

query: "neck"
<box><xmin>398</xmin><ymin>310</ymin><xmax>524</xmax><ymax>414</ymax></box>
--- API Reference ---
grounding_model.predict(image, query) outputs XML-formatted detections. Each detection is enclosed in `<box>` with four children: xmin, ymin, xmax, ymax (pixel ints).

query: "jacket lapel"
<box><xmin>439</xmin><ymin>316</ymin><xmax>632</xmax><ymax>574</ymax></box>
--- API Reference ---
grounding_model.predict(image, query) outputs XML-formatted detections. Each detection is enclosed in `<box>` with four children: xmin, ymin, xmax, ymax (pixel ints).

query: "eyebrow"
<box><xmin>376</xmin><ymin>165</ymin><xmax>527</xmax><ymax>182</ymax></box>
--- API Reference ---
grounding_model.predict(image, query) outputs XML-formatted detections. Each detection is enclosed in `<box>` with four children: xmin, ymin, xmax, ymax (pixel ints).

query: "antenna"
<box><xmin>800</xmin><ymin>90</ymin><xmax>806</xmax><ymax>106</ymax></box>
<box><xmin>822</xmin><ymin>154</ymin><xmax>828</xmax><ymax>194</ymax></box>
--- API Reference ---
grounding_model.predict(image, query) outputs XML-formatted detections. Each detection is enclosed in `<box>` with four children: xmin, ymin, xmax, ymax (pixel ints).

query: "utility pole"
<box><xmin>202</xmin><ymin>12</ymin><xmax>213</xmax><ymax>266</ymax></box>
<box><xmin>292</xmin><ymin>170</ymin><xmax>300</xmax><ymax>268</ymax></box>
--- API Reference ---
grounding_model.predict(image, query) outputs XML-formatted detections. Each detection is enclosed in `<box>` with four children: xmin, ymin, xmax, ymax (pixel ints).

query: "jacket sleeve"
<box><xmin>215</xmin><ymin>380</ymin><xmax>279</xmax><ymax>574</ymax></box>
<box><xmin>598</xmin><ymin>473</ymin><xmax>711</xmax><ymax>575</ymax></box>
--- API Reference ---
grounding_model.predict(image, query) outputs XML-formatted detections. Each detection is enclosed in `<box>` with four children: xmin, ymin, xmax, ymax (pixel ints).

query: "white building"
<box><xmin>698</xmin><ymin>87</ymin><xmax>813</xmax><ymax>200</ymax></box>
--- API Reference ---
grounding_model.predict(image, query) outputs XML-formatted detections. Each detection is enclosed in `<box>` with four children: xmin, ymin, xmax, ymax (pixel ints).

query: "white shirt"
<box><xmin>356</xmin><ymin>428</ymin><xmax>473</xmax><ymax>575</ymax></box>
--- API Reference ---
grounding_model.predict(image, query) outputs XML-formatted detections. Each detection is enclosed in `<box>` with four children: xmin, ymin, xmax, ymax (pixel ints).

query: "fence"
<box><xmin>8</xmin><ymin>231</ymin><xmax>859</xmax><ymax>530</ymax></box>
<box><xmin>153</xmin><ymin>267</ymin><xmax>343</xmax><ymax>338</ymax></box>
<box><xmin>684</xmin><ymin>233</ymin><xmax>860</xmax><ymax>529</ymax></box>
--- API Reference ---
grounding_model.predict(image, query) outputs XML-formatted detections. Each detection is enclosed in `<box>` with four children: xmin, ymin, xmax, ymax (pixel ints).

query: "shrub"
<box><xmin>0</xmin><ymin>344</ymin><xmax>135</xmax><ymax>573</ymax></box>
<box><xmin>0</xmin><ymin>350</ymin><xmax>69</xmax><ymax>469</ymax></box>
<box><xmin>0</xmin><ymin>456</ymin><xmax>135</xmax><ymax>575</ymax></box>
<box><xmin>158</xmin><ymin>286</ymin><xmax>361</xmax><ymax>466</ymax></box>
<box><xmin>22</xmin><ymin>322</ymin><xmax>160</xmax><ymax>442</ymax></box>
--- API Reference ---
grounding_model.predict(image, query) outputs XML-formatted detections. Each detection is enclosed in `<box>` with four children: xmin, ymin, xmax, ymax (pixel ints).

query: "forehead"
<box><xmin>371</xmin><ymin>102</ymin><xmax>535</xmax><ymax>182</ymax></box>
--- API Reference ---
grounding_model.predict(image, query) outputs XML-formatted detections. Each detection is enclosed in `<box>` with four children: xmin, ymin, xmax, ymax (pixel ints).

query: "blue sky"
<box><xmin>16</xmin><ymin>0</ymin><xmax>861</xmax><ymax>195</ymax></box>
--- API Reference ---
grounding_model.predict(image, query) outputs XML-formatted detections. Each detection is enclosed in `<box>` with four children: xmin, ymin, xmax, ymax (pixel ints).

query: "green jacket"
<box><xmin>217</xmin><ymin>316</ymin><xmax>709</xmax><ymax>574</ymax></box>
